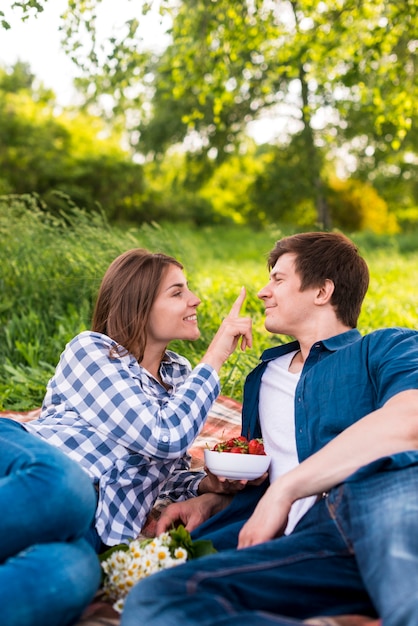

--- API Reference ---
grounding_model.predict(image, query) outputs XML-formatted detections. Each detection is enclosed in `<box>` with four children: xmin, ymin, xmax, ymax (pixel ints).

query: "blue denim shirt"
<box><xmin>242</xmin><ymin>328</ymin><xmax>418</xmax><ymax>465</ymax></box>
<box><xmin>191</xmin><ymin>327</ymin><xmax>418</xmax><ymax>550</ymax></box>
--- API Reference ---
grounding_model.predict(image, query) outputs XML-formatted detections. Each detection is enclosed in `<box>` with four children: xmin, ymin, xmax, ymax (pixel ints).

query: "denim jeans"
<box><xmin>0</xmin><ymin>419</ymin><xmax>102</xmax><ymax>626</ymax></box>
<box><xmin>190</xmin><ymin>482</ymin><xmax>269</xmax><ymax>551</ymax></box>
<box><xmin>122</xmin><ymin>454</ymin><xmax>418</xmax><ymax>626</ymax></box>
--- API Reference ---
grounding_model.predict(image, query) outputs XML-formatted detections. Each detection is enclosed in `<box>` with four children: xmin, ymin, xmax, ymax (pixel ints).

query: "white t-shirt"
<box><xmin>259</xmin><ymin>350</ymin><xmax>317</xmax><ymax>534</ymax></box>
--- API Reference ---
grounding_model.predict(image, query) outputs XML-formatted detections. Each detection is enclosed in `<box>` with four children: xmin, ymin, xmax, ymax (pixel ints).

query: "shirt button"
<box><xmin>162</xmin><ymin>435</ymin><xmax>169</xmax><ymax>443</ymax></box>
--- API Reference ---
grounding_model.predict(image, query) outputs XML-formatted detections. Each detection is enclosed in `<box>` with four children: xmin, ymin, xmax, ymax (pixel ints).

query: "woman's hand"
<box><xmin>201</xmin><ymin>287</ymin><xmax>252</xmax><ymax>372</ymax></box>
<box><xmin>198</xmin><ymin>468</ymin><xmax>268</xmax><ymax>495</ymax></box>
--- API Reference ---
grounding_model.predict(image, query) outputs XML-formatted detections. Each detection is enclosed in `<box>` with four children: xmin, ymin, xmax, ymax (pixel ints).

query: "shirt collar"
<box><xmin>260</xmin><ymin>328</ymin><xmax>362</xmax><ymax>363</ymax></box>
<box><xmin>162</xmin><ymin>350</ymin><xmax>190</xmax><ymax>367</ymax></box>
<box><xmin>320</xmin><ymin>328</ymin><xmax>362</xmax><ymax>351</ymax></box>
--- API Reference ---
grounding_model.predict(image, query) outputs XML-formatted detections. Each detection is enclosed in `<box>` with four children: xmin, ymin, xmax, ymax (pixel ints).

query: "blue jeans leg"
<box><xmin>121</xmin><ymin>497</ymin><xmax>375</xmax><ymax>626</ymax></box>
<box><xmin>0</xmin><ymin>538</ymin><xmax>101</xmax><ymax>626</ymax></box>
<box><xmin>0</xmin><ymin>419</ymin><xmax>102</xmax><ymax>624</ymax></box>
<box><xmin>191</xmin><ymin>483</ymin><xmax>268</xmax><ymax>550</ymax></box>
<box><xmin>0</xmin><ymin>419</ymin><xmax>97</xmax><ymax>557</ymax></box>
<box><xmin>334</xmin><ymin>458</ymin><xmax>418</xmax><ymax>626</ymax></box>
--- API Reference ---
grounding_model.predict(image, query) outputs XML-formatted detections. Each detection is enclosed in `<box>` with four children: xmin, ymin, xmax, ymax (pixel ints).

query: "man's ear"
<box><xmin>315</xmin><ymin>279</ymin><xmax>335</xmax><ymax>305</ymax></box>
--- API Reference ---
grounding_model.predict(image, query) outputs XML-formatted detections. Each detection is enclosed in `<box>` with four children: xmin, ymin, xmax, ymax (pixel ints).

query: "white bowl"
<box><xmin>204</xmin><ymin>449</ymin><xmax>271</xmax><ymax>480</ymax></box>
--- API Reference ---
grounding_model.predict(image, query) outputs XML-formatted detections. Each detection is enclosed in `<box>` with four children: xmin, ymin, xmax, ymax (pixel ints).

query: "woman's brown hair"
<box><xmin>92</xmin><ymin>249</ymin><xmax>183</xmax><ymax>362</ymax></box>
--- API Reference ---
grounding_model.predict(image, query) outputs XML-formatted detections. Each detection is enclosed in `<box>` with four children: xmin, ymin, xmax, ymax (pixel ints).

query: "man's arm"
<box><xmin>238</xmin><ymin>389</ymin><xmax>418</xmax><ymax>547</ymax></box>
<box><xmin>155</xmin><ymin>469</ymin><xmax>268</xmax><ymax>534</ymax></box>
<box><xmin>155</xmin><ymin>493</ymin><xmax>233</xmax><ymax>535</ymax></box>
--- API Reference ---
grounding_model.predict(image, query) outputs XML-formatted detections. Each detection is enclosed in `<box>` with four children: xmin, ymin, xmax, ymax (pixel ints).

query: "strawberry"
<box><xmin>248</xmin><ymin>438</ymin><xmax>266</xmax><ymax>455</ymax></box>
<box><xmin>227</xmin><ymin>446</ymin><xmax>248</xmax><ymax>454</ymax></box>
<box><xmin>234</xmin><ymin>436</ymin><xmax>249</xmax><ymax>444</ymax></box>
<box><xmin>211</xmin><ymin>436</ymin><xmax>266</xmax><ymax>455</ymax></box>
<box><xmin>225</xmin><ymin>436</ymin><xmax>247</xmax><ymax>449</ymax></box>
<box><xmin>213</xmin><ymin>442</ymin><xmax>228</xmax><ymax>452</ymax></box>
<box><xmin>218</xmin><ymin>436</ymin><xmax>247</xmax><ymax>452</ymax></box>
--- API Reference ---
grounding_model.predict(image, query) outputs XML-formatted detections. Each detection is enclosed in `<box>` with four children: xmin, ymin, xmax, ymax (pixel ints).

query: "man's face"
<box><xmin>257</xmin><ymin>253</ymin><xmax>318</xmax><ymax>337</ymax></box>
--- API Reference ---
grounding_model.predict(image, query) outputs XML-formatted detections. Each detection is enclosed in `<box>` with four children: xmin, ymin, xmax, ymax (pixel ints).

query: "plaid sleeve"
<box><xmin>44</xmin><ymin>332</ymin><xmax>220</xmax><ymax>460</ymax></box>
<box><xmin>157</xmin><ymin>395</ymin><xmax>244</xmax><ymax>500</ymax></box>
<box><xmin>158</xmin><ymin>456</ymin><xmax>205</xmax><ymax>501</ymax></box>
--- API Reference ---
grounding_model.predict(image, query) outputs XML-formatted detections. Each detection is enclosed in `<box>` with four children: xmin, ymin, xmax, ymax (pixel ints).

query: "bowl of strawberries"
<box><xmin>204</xmin><ymin>436</ymin><xmax>271</xmax><ymax>480</ymax></box>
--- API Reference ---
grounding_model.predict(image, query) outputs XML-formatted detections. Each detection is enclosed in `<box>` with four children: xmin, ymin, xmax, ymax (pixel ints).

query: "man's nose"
<box><xmin>257</xmin><ymin>285</ymin><xmax>269</xmax><ymax>299</ymax></box>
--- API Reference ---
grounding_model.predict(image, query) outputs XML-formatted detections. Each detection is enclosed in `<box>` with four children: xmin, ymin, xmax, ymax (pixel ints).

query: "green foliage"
<box><xmin>168</xmin><ymin>524</ymin><xmax>217</xmax><ymax>559</ymax></box>
<box><xmin>199</xmin><ymin>145</ymin><xmax>265</xmax><ymax>225</ymax></box>
<box><xmin>53</xmin><ymin>0</ymin><xmax>417</xmax><ymax>228</ymax></box>
<box><xmin>2</xmin><ymin>1</ymin><xmax>417</xmax><ymax>231</ymax></box>
<box><xmin>326</xmin><ymin>177</ymin><xmax>399</xmax><ymax>234</ymax></box>
<box><xmin>1</xmin><ymin>0</ymin><xmax>47</xmax><ymax>30</ymax></box>
<box><xmin>359</xmin><ymin>252</ymin><xmax>418</xmax><ymax>333</ymax></box>
<box><xmin>0</xmin><ymin>64</ymin><xmax>145</xmax><ymax>223</ymax></box>
<box><xmin>0</xmin><ymin>194</ymin><xmax>124</xmax><ymax>407</ymax></box>
<box><xmin>140</xmin><ymin>156</ymin><xmax>217</xmax><ymax>227</ymax></box>
<box><xmin>1</xmin><ymin>196</ymin><xmax>417</xmax><ymax>411</ymax></box>
<box><xmin>249</xmin><ymin>139</ymin><xmax>322</xmax><ymax>228</ymax></box>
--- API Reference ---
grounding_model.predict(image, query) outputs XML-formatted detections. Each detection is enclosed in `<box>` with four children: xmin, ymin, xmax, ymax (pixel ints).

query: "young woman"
<box><xmin>24</xmin><ymin>249</ymin><xmax>252</xmax><ymax>550</ymax></box>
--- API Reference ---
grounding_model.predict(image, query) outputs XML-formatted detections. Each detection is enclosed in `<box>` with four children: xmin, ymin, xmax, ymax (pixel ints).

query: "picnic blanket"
<box><xmin>0</xmin><ymin>397</ymin><xmax>380</xmax><ymax>626</ymax></box>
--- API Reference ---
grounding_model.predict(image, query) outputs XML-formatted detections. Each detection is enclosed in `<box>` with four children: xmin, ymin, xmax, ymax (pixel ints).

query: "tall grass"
<box><xmin>1</xmin><ymin>194</ymin><xmax>417</xmax><ymax>409</ymax></box>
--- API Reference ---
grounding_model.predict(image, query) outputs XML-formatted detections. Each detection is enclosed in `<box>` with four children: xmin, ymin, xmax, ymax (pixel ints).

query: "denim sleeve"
<box><xmin>368</xmin><ymin>328</ymin><xmax>418</xmax><ymax>405</ymax></box>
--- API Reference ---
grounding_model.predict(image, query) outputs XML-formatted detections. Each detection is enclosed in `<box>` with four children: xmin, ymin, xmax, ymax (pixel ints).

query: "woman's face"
<box><xmin>146</xmin><ymin>264</ymin><xmax>201</xmax><ymax>348</ymax></box>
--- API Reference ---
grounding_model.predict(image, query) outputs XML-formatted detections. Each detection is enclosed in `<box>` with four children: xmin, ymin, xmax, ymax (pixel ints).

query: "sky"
<box><xmin>0</xmin><ymin>0</ymin><xmax>167</xmax><ymax>105</ymax></box>
<box><xmin>1</xmin><ymin>0</ymin><xmax>83</xmax><ymax>104</ymax></box>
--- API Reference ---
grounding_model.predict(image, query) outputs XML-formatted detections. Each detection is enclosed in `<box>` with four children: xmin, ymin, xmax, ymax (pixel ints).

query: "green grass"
<box><xmin>1</xmin><ymin>194</ymin><xmax>417</xmax><ymax>409</ymax></box>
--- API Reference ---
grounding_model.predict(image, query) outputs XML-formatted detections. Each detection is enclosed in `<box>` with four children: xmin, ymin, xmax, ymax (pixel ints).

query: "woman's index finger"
<box><xmin>228</xmin><ymin>286</ymin><xmax>246</xmax><ymax>317</ymax></box>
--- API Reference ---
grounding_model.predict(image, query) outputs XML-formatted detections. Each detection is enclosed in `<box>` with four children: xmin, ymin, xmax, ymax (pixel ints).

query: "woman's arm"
<box><xmin>43</xmin><ymin>289</ymin><xmax>252</xmax><ymax>461</ymax></box>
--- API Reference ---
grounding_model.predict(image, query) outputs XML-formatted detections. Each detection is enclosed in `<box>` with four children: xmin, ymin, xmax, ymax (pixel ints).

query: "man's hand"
<box><xmin>237</xmin><ymin>481</ymin><xmax>292</xmax><ymax>548</ymax></box>
<box><xmin>238</xmin><ymin>388</ymin><xmax>418</xmax><ymax>549</ymax></box>
<box><xmin>155</xmin><ymin>493</ymin><xmax>232</xmax><ymax>535</ymax></box>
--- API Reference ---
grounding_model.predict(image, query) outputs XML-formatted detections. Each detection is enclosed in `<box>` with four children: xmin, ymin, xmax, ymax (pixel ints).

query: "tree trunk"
<box><xmin>299</xmin><ymin>66</ymin><xmax>331</xmax><ymax>230</ymax></box>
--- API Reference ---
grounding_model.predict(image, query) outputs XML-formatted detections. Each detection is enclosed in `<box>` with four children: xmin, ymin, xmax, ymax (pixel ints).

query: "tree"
<box><xmin>1</xmin><ymin>1</ymin><xmax>48</xmax><ymax>30</ymax></box>
<box><xmin>54</xmin><ymin>0</ymin><xmax>417</xmax><ymax>228</ymax></box>
<box><xmin>0</xmin><ymin>62</ymin><xmax>146</xmax><ymax>222</ymax></box>
<box><xmin>4</xmin><ymin>0</ymin><xmax>417</xmax><ymax>229</ymax></box>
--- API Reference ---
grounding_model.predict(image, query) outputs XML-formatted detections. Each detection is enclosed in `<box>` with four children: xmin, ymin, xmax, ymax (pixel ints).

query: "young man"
<box><xmin>121</xmin><ymin>232</ymin><xmax>418</xmax><ymax>626</ymax></box>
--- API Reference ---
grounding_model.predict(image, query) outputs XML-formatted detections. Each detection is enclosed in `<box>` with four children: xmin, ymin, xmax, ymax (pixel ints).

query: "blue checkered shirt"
<box><xmin>24</xmin><ymin>331</ymin><xmax>220</xmax><ymax>545</ymax></box>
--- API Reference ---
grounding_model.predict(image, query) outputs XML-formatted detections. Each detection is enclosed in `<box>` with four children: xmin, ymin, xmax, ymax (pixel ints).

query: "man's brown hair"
<box><xmin>268</xmin><ymin>232</ymin><xmax>369</xmax><ymax>328</ymax></box>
